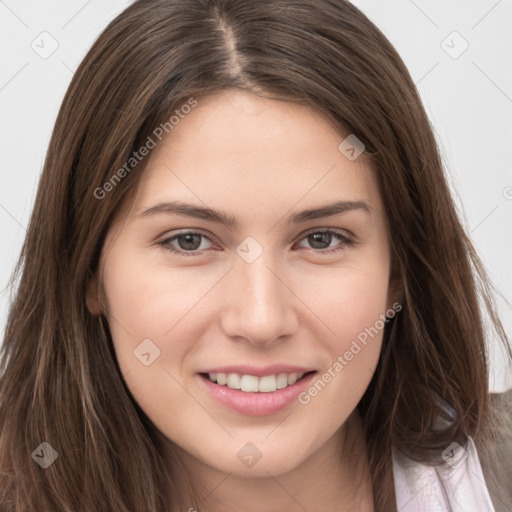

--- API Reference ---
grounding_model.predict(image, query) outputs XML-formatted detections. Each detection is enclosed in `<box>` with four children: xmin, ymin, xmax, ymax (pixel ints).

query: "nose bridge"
<box><xmin>241</xmin><ymin>255</ymin><xmax>281</xmax><ymax>311</ymax></box>
<box><xmin>221</xmin><ymin>237</ymin><xmax>296</xmax><ymax>344</ymax></box>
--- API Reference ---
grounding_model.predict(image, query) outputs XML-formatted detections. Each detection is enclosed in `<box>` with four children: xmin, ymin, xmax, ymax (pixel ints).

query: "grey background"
<box><xmin>1</xmin><ymin>0</ymin><xmax>511</xmax><ymax>390</ymax></box>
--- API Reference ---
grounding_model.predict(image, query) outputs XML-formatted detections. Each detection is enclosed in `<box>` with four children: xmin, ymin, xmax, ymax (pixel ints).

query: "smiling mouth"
<box><xmin>199</xmin><ymin>370</ymin><xmax>317</xmax><ymax>393</ymax></box>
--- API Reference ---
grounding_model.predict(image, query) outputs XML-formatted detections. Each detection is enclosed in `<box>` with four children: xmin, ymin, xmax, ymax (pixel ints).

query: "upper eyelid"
<box><xmin>160</xmin><ymin>228</ymin><xmax>216</xmax><ymax>244</ymax></box>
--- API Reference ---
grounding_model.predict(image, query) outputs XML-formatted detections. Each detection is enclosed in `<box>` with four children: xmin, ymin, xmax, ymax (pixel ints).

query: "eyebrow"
<box><xmin>138</xmin><ymin>199</ymin><xmax>371</xmax><ymax>226</ymax></box>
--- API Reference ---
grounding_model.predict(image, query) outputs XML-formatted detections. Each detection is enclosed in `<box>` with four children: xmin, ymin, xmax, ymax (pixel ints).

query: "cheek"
<box><xmin>296</xmin><ymin>266</ymin><xmax>389</xmax><ymax>416</ymax></box>
<box><xmin>303</xmin><ymin>256</ymin><xmax>390</xmax><ymax>379</ymax></box>
<box><xmin>332</xmin><ymin>273</ymin><xmax>388</xmax><ymax>345</ymax></box>
<box><xmin>102</xmin><ymin>245</ymin><xmax>205</xmax><ymax>337</ymax></box>
<box><xmin>100</xmin><ymin>248</ymin><xmax>189</xmax><ymax>372</ymax></box>
<box><xmin>100</xmin><ymin>250</ymin><xmax>198</xmax><ymax>423</ymax></box>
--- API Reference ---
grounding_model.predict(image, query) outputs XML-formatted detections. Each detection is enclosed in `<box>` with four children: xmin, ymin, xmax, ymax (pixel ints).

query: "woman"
<box><xmin>0</xmin><ymin>1</ymin><xmax>511</xmax><ymax>511</ymax></box>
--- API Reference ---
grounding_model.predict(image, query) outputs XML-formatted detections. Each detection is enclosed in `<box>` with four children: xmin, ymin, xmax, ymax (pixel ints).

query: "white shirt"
<box><xmin>393</xmin><ymin>435</ymin><xmax>496</xmax><ymax>511</ymax></box>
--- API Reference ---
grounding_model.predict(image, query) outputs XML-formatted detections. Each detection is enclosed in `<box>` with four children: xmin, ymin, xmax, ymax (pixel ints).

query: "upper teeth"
<box><xmin>208</xmin><ymin>372</ymin><xmax>305</xmax><ymax>392</ymax></box>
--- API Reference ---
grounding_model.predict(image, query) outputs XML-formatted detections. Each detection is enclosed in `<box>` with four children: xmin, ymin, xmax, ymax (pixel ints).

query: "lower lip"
<box><xmin>197</xmin><ymin>372</ymin><xmax>317</xmax><ymax>416</ymax></box>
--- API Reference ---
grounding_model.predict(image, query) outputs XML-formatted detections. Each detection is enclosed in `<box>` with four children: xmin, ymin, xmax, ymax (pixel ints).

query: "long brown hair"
<box><xmin>1</xmin><ymin>0</ymin><xmax>510</xmax><ymax>510</ymax></box>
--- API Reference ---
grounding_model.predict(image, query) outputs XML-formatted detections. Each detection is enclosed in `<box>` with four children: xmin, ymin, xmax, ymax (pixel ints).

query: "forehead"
<box><xmin>129</xmin><ymin>90</ymin><xmax>382</xmax><ymax>223</ymax></box>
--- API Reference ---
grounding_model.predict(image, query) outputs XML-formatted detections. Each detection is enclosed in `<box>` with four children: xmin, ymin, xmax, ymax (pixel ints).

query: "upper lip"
<box><xmin>199</xmin><ymin>364</ymin><xmax>316</xmax><ymax>378</ymax></box>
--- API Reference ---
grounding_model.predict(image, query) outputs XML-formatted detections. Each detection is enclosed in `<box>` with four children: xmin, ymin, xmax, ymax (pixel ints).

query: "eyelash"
<box><xmin>157</xmin><ymin>228</ymin><xmax>354</xmax><ymax>257</ymax></box>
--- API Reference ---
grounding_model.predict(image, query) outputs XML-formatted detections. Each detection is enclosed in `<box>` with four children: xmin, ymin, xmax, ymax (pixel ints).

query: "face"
<box><xmin>88</xmin><ymin>89</ymin><xmax>398</xmax><ymax>478</ymax></box>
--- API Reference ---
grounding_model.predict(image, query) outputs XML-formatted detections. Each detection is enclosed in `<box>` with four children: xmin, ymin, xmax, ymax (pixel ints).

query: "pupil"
<box><xmin>309</xmin><ymin>232</ymin><xmax>330</xmax><ymax>249</ymax></box>
<box><xmin>179</xmin><ymin>234</ymin><xmax>201</xmax><ymax>250</ymax></box>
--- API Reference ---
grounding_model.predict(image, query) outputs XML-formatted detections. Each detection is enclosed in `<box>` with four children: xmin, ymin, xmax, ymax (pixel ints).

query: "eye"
<box><xmin>157</xmin><ymin>228</ymin><xmax>354</xmax><ymax>257</ymax></box>
<box><xmin>295</xmin><ymin>228</ymin><xmax>354</xmax><ymax>254</ymax></box>
<box><xmin>157</xmin><ymin>231</ymin><xmax>215</xmax><ymax>256</ymax></box>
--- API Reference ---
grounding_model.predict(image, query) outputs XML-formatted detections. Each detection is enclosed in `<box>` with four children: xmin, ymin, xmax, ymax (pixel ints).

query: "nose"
<box><xmin>220</xmin><ymin>248</ymin><xmax>298</xmax><ymax>347</ymax></box>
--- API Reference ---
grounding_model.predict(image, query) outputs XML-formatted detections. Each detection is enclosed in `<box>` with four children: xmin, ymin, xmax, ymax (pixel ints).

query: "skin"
<box><xmin>87</xmin><ymin>89</ymin><xmax>400</xmax><ymax>511</ymax></box>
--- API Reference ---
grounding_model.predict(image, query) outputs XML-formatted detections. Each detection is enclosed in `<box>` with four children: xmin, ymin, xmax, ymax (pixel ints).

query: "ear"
<box><xmin>86</xmin><ymin>273</ymin><xmax>102</xmax><ymax>316</ymax></box>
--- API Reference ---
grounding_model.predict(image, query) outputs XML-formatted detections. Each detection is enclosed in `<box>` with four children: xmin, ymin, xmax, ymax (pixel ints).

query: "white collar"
<box><xmin>392</xmin><ymin>436</ymin><xmax>496</xmax><ymax>511</ymax></box>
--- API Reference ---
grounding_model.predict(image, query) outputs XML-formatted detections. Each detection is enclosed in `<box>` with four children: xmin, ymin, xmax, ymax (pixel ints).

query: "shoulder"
<box><xmin>475</xmin><ymin>387</ymin><xmax>512</xmax><ymax>512</ymax></box>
